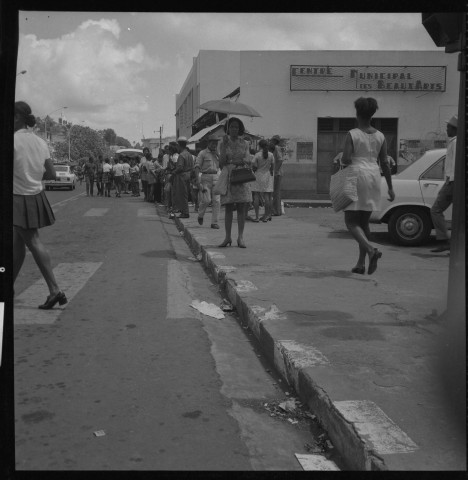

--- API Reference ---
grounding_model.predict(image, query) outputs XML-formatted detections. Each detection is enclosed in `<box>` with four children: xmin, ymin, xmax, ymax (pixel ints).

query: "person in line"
<box><xmin>129</xmin><ymin>158</ymin><xmax>140</xmax><ymax>196</ymax></box>
<box><xmin>83</xmin><ymin>156</ymin><xmax>96</xmax><ymax>196</ymax></box>
<box><xmin>140</xmin><ymin>147</ymin><xmax>150</xmax><ymax>201</ymax></box>
<box><xmin>218</xmin><ymin>117</ymin><xmax>252</xmax><ymax>248</ymax></box>
<box><xmin>270</xmin><ymin>135</ymin><xmax>285</xmax><ymax>216</ymax></box>
<box><xmin>154</xmin><ymin>152</ymin><xmax>165</xmax><ymax>204</ymax></box>
<box><xmin>122</xmin><ymin>156</ymin><xmax>131</xmax><ymax>194</ymax></box>
<box><xmin>146</xmin><ymin>154</ymin><xmax>157</xmax><ymax>202</ymax></box>
<box><xmin>96</xmin><ymin>155</ymin><xmax>104</xmax><ymax>196</ymax></box>
<box><xmin>102</xmin><ymin>157</ymin><xmax>113</xmax><ymax>197</ymax></box>
<box><xmin>430</xmin><ymin>114</ymin><xmax>457</xmax><ymax>253</ymax></box>
<box><xmin>251</xmin><ymin>139</ymin><xmax>274</xmax><ymax>222</ymax></box>
<box><xmin>173</xmin><ymin>137</ymin><xmax>193</xmax><ymax>218</ymax></box>
<box><xmin>113</xmin><ymin>157</ymin><xmax>125</xmax><ymax>197</ymax></box>
<box><xmin>13</xmin><ymin>101</ymin><xmax>67</xmax><ymax>309</ymax></box>
<box><xmin>195</xmin><ymin>135</ymin><xmax>221</xmax><ymax>229</ymax></box>
<box><xmin>340</xmin><ymin>97</ymin><xmax>395</xmax><ymax>275</ymax></box>
<box><xmin>165</xmin><ymin>144</ymin><xmax>178</xmax><ymax>219</ymax></box>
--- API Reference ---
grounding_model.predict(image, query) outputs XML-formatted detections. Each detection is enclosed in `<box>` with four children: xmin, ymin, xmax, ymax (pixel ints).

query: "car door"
<box><xmin>419</xmin><ymin>155</ymin><xmax>452</xmax><ymax>222</ymax></box>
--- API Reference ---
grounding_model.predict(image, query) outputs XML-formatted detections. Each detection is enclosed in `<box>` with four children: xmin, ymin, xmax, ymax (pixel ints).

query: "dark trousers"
<box><xmin>154</xmin><ymin>181</ymin><xmax>163</xmax><ymax>203</ymax></box>
<box><xmin>272</xmin><ymin>175</ymin><xmax>282</xmax><ymax>215</ymax></box>
<box><xmin>430</xmin><ymin>180</ymin><xmax>453</xmax><ymax>241</ymax></box>
<box><xmin>174</xmin><ymin>173</ymin><xmax>190</xmax><ymax>215</ymax></box>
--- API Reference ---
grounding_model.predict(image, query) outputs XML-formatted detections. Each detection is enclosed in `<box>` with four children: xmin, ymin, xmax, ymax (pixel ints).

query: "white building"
<box><xmin>176</xmin><ymin>50</ymin><xmax>459</xmax><ymax>199</ymax></box>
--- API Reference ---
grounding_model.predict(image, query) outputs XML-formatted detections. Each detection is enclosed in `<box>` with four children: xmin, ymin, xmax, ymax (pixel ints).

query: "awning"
<box><xmin>188</xmin><ymin>119</ymin><xmax>227</xmax><ymax>143</ymax></box>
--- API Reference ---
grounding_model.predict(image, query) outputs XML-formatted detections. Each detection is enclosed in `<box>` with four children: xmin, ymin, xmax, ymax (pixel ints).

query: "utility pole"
<box><xmin>159</xmin><ymin>124</ymin><xmax>163</xmax><ymax>153</ymax></box>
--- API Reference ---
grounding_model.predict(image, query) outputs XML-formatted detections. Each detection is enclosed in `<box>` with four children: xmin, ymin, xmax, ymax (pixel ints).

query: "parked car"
<box><xmin>44</xmin><ymin>164</ymin><xmax>76</xmax><ymax>190</ymax></box>
<box><xmin>370</xmin><ymin>148</ymin><xmax>451</xmax><ymax>246</ymax></box>
<box><xmin>115</xmin><ymin>148</ymin><xmax>143</xmax><ymax>160</ymax></box>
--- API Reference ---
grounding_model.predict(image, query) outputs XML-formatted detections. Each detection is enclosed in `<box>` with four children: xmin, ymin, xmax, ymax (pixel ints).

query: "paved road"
<box><xmin>13</xmin><ymin>184</ymin><xmax>332</xmax><ymax>471</ymax></box>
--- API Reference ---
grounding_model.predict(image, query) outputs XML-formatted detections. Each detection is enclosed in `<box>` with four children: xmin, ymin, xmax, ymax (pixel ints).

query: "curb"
<box><xmin>174</xmin><ymin>215</ymin><xmax>388</xmax><ymax>471</ymax></box>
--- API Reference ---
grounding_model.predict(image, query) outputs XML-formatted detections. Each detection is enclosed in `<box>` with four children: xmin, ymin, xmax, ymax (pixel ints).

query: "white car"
<box><xmin>44</xmin><ymin>164</ymin><xmax>76</xmax><ymax>191</ymax></box>
<box><xmin>370</xmin><ymin>149</ymin><xmax>451</xmax><ymax>246</ymax></box>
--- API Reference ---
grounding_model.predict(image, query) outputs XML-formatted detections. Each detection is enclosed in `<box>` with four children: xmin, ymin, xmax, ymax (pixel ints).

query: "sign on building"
<box><xmin>290</xmin><ymin>65</ymin><xmax>446</xmax><ymax>92</ymax></box>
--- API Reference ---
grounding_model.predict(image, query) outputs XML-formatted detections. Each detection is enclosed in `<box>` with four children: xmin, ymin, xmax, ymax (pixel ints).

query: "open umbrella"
<box><xmin>199</xmin><ymin>99</ymin><xmax>261</xmax><ymax>118</ymax></box>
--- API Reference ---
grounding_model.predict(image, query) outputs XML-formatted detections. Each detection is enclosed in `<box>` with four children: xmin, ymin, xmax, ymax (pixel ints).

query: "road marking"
<box><xmin>333</xmin><ymin>400</ymin><xmax>418</xmax><ymax>454</ymax></box>
<box><xmin>138</xmin><ymin>208</ymin><xmax>157</xmax><ymax>217</ymax></box>
<box><xmin>14</xmin><ymin>262</ymin><xmax>102</xmax><ymax>325</ymax></box>
<box><xmin>167</xmin><ymin>260</ymin><xmax>198</xmax><ymax>319</ymax></box>
<box><xmin>84</xmin><ymin>208</ymin><xmax>109</xmax><ymax>217</ymax></box>
<box><xmin>274</xmin><ymin>340</ymin><xmax>330</xmax><ymax>389</ymax></box>
<box><xmin>50</xmin><ymin>191</ymin><xmax>85</xmax><ymax>207</ymax></box>
<box><xmin>295</xmin><ymin>454</ymin><xmax>340</xmax><ymax>471</ymax></box>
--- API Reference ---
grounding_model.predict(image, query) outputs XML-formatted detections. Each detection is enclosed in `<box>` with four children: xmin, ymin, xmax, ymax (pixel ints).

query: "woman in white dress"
<box><xmin>250</xmin><ymin>139</ymin><xmax>274</xmax><ymax>222</ymax></box>
<box><xmin>341</xmin><ymin>97</ymin><xmax>395</xmax><ymax>275</ymax></box>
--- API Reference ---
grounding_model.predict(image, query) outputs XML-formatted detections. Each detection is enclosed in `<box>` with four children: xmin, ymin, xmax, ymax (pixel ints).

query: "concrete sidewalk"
<box><xmin>164</xmin><ymin>204</ymin><xmax>465</xmax><ymax>471</ymax></box>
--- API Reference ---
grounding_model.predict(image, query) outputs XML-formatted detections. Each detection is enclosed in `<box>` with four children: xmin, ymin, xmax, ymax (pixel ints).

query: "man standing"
<box><xmin>84</xmin><ymin>156</ymin><xmax>96</xmax><ymax>197</ymax></box>
<box><xmin>271</xmin><ymin>135</ymin><xmax>285</xmax><ymax>216</ymax></box>
<box><xmin>195</xmin><ymin>135</ymin><xmax>221</xmax><ymax>229</ymax></box>
<box><xmin>96</xmin><ymin>155</ymin><xmax>104</xmax><ymax>196</ymax></box>
<box><xmin>140</xmin><ymin>147</ymin><xmax>151</xmax><ymax>201</ymax></box>
<box><xmin>173</xmin><ymin>137</ymin><xmax>193</xmax><ymax>218</ymax></box>
<box><xmin>430</xmin><ymin>114</ymin><xmax>457</xmax><ymax>252</ymax></box>
<box><xmin>112</xmin><ymin>157</ymin><xmax>125</xmax><ymax>198</ymax></box>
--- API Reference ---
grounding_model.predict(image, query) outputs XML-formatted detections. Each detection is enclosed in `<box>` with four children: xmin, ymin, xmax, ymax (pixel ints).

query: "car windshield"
<box><xmin>55</xmin><ymin>166</ymin><xmax>69</xmax><ymax>172</ymax></box>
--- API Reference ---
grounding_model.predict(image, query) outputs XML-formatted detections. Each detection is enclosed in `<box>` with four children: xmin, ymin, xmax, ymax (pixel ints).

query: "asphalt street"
<box><xmin>12</xmin><ymin>183</ymin><xmax>335</xmax><ymax>471</ymax></box>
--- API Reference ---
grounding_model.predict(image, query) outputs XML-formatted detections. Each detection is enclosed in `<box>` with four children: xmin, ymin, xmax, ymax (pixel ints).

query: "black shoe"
<box><xmin>211</xmin><ymin>224</ymin><xmax>220</xmax><ymax>229</ymax></box>
<box><xmin>38</xmin><ymin>291</ymin><xmax>67</xmax><ymax>309</ymax></box>
<box><xmin>368</xmin><ymin>249</ymin><xmax>382</xmax><ymax>275</ymax></box>
<box><xmin>198</xmin><ymin>217</ymin><xmax>204</xmax><ymax>225</ymax></box>
<box><xmin>430</xmin><ymin>242</ymin><xmax>450</xmax><ymax>252</ymax></box>
<box><xmin>351</xmin><ymin>266</ymin><xmax>365</xmax><ymax>274</ymax></box>
<box><xmin>178</xmin><ymin>214</ymin><xmax>190</xmax><ymax>219</ymax></box>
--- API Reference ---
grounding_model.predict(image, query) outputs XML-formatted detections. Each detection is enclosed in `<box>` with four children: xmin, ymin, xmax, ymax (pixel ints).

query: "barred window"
<box><xmin>296</xmin><ymin>142</ymin><xmax>314</xmax><ymax>160</ymax></box>
<box><xmin>338</xmin><ymin>118</ymin><xmax>356</xmax><ymax>132</ymax></box>
<box><xmin>434</xmin><ymin>140</ymin><xmax>447</xmax><ymax>148</ymax></box>
<box><xmin>379</xmin><ymin>119</ymin><xmax>398</xmax><ymax>131</ymax></box>
<box><xmin>407</xmin><ymin>140</ymin><xmax>420</xmax><ymax>148</ymax></box>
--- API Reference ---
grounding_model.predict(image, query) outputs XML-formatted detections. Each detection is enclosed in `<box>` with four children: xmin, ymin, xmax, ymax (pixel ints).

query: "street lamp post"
<box><xmin>44</xmin><ymin>106</ymin><xmax>67</xmax><ymax>142</ymax></box>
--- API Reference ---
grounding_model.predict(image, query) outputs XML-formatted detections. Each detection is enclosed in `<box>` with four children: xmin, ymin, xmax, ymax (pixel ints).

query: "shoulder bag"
<box><xmin>329</xmin><ymin>165</ymin><xmax>359</xmax><ymax>212</ymax></box>
<box><xmin>230</xmin><ymin>165</ymin><xmax>256</xmax><ymax>185</ymax></box>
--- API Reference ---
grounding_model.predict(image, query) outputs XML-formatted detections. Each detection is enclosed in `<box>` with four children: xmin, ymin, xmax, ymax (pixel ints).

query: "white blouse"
<box><xmin>14</xmin><ymin>129</ymin><xmax>50</xmax><ymax>195</ymax></box>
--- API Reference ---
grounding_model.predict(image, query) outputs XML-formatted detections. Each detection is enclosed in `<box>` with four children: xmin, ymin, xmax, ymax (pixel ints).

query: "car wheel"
<box><xmin>388</xmin><ymin>207</ymin><xmax>432</xmax><ymax>246</ymax></box>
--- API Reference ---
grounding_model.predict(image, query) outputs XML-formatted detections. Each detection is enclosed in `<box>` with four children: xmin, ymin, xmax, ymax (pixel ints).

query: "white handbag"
<box><xmin>329</xmin><ymin>165</ymin><xmax>358</xmax><ymax>212</ymax></box>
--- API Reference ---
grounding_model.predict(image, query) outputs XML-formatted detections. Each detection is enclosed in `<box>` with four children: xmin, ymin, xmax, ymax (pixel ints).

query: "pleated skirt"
<box><xmin>13</xmin><ymin>191</ymin><xmax>55</xmax><ymax>229</ymax></box>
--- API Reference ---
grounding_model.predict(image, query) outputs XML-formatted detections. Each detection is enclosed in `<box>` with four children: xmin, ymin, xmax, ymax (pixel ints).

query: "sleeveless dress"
<box><xmin>250</xmin><ymin>151</ymin><xmax>274</xmax><ymax>192</ymax></box>
<box><xmin>219</xmin><ymin>137</ymin><xmax>252</xmax><ymax>205</ymax></box>
<box><xmin>344</xmin><ymin>128</ymin><xmax>384</xmax><ymax>212</ymax></box>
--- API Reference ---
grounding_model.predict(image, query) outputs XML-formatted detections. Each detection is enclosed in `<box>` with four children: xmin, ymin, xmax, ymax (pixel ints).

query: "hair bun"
<box><xmin>25</xmin><ymin>114</ymin><xmax>36</xmax><ymax>127</ymax></box>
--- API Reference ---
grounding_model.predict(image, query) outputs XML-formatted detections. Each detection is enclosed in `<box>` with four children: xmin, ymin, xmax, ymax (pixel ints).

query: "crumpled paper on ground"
<box><xmin>191</xmin><ymin>300</ymin><xmax>225</xmax><ymax>319</ymax></box>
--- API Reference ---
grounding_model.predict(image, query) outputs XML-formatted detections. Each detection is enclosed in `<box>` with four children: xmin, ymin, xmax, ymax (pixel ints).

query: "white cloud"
<box><xmin>16</xmin><ymin>18</ymin><xmax>163</xmax><ymax>131</ymax></box>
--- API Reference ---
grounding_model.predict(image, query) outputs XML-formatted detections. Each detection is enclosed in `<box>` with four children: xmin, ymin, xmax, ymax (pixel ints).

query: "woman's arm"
<box><xmin>242</xmin><ymin>141</ymin><xmax>252</xmax><ymax>166</ymax></box>
<box><xmin>219</xmin><ymin>136</ymin><xmax>229</xmax><ymax>168</ymax></box>
<box><xmin>378</xmin><ymin>139</ymin><xmax>395</xmax><ymax>201</ymax></box>
<box><xmin>340</xmin><ymin>133</ymin><xmax>353</xmax><ymax>166</ymax></box>
<box><xmin>42</xmin><ymin>158</ymin><xmax>57</xmax><ymax>181</ymax></box>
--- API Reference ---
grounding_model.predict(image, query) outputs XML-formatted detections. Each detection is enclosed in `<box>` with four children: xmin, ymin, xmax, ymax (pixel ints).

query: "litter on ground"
<box><xmin>93</xmin><ymin>430</ymin><xmax>106</xmax><ymax>437</ymax></box>
<box><xmin>190</xmin><ymin>300</ymin><xmax>225</xmax><ymax>319</ymax></box>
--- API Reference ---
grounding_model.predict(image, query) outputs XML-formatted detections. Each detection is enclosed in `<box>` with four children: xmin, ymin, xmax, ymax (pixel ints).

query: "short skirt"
<box><xmin>102</xmin><ymin>172</ymin><xmax>111</xmax><ymax>183</ymax></box>
<box><xmin>13</xmin><ymin>191</ymin><xmax>55</xmax><ymax>229</ymax></box>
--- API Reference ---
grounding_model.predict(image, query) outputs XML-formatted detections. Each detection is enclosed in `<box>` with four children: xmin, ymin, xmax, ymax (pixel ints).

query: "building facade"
<box><xmin>176</xmin><ymin>50</ymin><xmax>459</xmax><ymax>199</ymax></box>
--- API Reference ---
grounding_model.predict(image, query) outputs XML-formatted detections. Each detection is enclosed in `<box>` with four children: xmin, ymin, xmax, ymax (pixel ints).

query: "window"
<box><xmin>339</xmin><ymin>118</ymin><xmax>356</xmax><ymax>131</ymax></box>
<box><xmin>420</xmin><ymin>157</ymin><xmax>445</xmax><ymax>180</ymax></box>
<box><xmin>296</xmin><ymin>142</ymin><xmax>314</xmax><ymax>160</ymax></box>
<box><xmin>317</xmin><ymin>118</ymin><xmax>334</xmax><ymax>131</ymax></box>
<box><xmin>407</xmin><ymin>140</ymin><xmax>421</xmax><ymax>148</ymax></box>
<box><xmin>434</xmin><ymin>140</ymin><xmax>447</xmax><ymax>148</ymax></box>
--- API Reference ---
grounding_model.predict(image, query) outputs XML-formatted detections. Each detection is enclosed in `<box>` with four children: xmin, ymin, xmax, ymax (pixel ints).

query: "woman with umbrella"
<box><xmin>218</xmin><ymin>117</ymin><xmax>252</xmax><ymax>248</ymax></box>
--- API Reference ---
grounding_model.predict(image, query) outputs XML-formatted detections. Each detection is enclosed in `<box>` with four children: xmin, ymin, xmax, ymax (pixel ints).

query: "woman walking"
<box><xmin>102</xmin><ymin>157</ymin><xmax>112</xmax><ymax>197</ymax></box>
<box><xmin>251</xmin><ymin>139</ymin><xmax>274</xmax><ymax>222</ymax></box>
<box><xmin>341</xmin><ymin>97</ymin><xmax>395</xmax><ymax>275</ymax></box>
<box><xmin>83</xmin><ymin>156</ymin><xmax>96</xmax><ymax>196</ymax></box>
<box><xmin>218</xmin><ymin>117</ymin><xmax>252</xmax><ymax>248</ymax></box>
<box><xmin>13</xmin><ymin>101</ymin><xmax>67</xmax><ymax>309</ymax></box>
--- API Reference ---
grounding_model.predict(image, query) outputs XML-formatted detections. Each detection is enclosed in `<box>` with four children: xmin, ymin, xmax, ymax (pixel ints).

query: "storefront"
<box><xmin>176</xmin><ymin>50</ymin><xmax>459</xmax><ymax>199</ymax></box>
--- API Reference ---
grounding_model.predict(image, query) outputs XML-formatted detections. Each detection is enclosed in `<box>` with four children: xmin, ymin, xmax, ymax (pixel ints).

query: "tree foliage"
<box><xmin>115</xmin><ymin>136</ymin><xmax>132</xmax><ymax>148</ymax></box>
<box><xmin>53</xmin><ymin>125</ymin><xmax>111</xmax><ymax>161</ymax></box>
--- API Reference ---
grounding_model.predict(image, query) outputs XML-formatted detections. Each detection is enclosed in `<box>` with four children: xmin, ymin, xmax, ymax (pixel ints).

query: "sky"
<box><xmin>15</xmin><ymin>12</ymin><xmax>443</xmax><ymax>145</ymax></box>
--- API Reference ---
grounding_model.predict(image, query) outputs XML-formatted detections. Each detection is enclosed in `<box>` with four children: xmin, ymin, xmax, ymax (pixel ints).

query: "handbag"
<box><xmin>230</xmin><ymin>166</ymin><xmax>256</xmax><ymax>185</ymax></box>
<box><xmin>329</xmin><ymin>165</ymin><xmax>359</xmax><ymax>212</ymax></box>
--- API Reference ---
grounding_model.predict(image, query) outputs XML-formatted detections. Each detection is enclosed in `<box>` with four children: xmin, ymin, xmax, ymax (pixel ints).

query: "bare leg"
<box><xmin>264</xmin><ymin>193</ymin><xmax>272</xmax><ymax>218</ymax></box>
<box><xmin>223</xmin><ymin>204</ymin><xmax>234</xmax><ymax>241</ymax></box>
<box><xmin>15</xmin><ymin>227</ymin><xmax>60</xmax><ymax>296</ymax></box>
<box><xmin>253</xmin><ymin>192</ymin><xmax>260</xmax><ymax>219</ymax></box>
<box><xmin>13</xmin><ymin>227</ymin><xmax>26</xmax><ymax>284</ymax></box>
<box><xmin>237</xmin><ymin>203</ymin><xmax>246</xmax><ymax>242</ymax></box>
<box><xmin>345</xmin><ymin>211</ymin><xmax>374</xmax><ymax>267</ymax></box>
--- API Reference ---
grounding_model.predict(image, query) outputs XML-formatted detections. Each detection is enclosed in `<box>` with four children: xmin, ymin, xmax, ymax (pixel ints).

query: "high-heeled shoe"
<box><xmin>218</xmin><ymin>239</ymin><xmax>232</xmax><ymax>247</ymax></box>
<box><xmin>38</xmin><ymin>291</ymin><xmax>68</xmax><ymax>310</ymax></box>
<box><xmin>237</xmin><ymin>238</ymin><xmax>246</xmax><ymax>248</ymax></box>
<box><xmin>368</xmin><ymin>248</ymin><xmax>382</xmax><ymax>275</ymax></box>
<box><xmin>351</xmin><ymin>266</ymin><xmax>365</xmax><ymax>274</ymax></box>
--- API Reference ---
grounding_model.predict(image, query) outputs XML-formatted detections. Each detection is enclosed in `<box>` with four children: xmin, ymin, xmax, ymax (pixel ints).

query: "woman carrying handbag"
<box><xmin>340</xmin><ymin>97</ymin><xmax>395</xmax><ymax>275</ymax></box>
<box><xmin>217</xmin><ymin>117</ymin><xmax>252</xmax><ymax>248</ymax></box>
